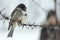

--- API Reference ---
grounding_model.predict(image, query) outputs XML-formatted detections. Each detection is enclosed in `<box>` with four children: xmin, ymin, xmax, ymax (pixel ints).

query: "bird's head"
<box><xmin>17</xmin><ymin>3</ymin><xmax>27</xmax><ymax>11</ymax></box>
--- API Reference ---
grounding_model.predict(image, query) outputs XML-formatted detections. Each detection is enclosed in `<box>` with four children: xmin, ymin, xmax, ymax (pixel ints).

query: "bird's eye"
<box><xmin>24</xmin><ymin>7</ymin><xmax>27</xmax><ymax>9</ymax></box>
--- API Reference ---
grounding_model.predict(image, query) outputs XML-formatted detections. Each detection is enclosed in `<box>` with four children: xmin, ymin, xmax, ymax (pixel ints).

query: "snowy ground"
<box><xmin>0</xmin><ymin>0</ymin><xmax>60</xmax><ymax>40</ymax></box>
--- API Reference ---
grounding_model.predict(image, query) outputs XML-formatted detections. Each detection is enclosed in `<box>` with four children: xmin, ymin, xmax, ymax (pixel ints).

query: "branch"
<box><xmin>0</xmin><ymin>8</ymin><xmax>10</xmax><ymax>24</ymax></box>
<box><xmin>19</xmin><ymin>23</ymin><xmax>60</xmax><ymax>30</ymax></box>
<box><xmin>0</xmin><ymin>8</ymin><xmax>5</xmax><ymax>13</ymax></box>
<box><xmin>0</xmin><ymin>8</ymin><xmax>9</xmax><ymax>20</ymax></box>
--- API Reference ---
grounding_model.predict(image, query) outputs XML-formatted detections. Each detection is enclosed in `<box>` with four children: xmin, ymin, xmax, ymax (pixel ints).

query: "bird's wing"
<box><xmin>8</xmin><ymin>8</ymin><xmax>22</xmax><ymax>30</ymax></box>
<box><xmin>11</xmin><ymin>8</ymin><xmax>23</xmax><ymax>20</ymax></box>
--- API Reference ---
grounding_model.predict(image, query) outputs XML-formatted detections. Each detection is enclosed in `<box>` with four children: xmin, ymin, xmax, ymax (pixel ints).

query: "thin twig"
<box><xmin>0</xmin><ymin>8</ymin><xmax>10</xmax><ymax>24</ymax></box>
<box><xmin>0</xmin><ymin>8</ymin><xmax>5</xmax><ymax>13</ymax></box>
<box><xmin>0</xmin><ymin>8</ymin><xmax>9</xmax><ymax>20</ymax></box>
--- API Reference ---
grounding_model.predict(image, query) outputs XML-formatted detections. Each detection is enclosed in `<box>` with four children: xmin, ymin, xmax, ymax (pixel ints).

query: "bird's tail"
<box><xmin>8</xmin><ymin>20</ymin><xmax>12</xmax><ymax>30</ymax></box>
<box><xmin>8</xmin><ymin>25</ymin><xmax>11</xmax><ymax>30</ymax></box>
<box><xmin>7</xmin><ymin>27</ymin><xmax>14</xmax><ymax>37</ymax></box>
<box><xmin>7</xmin><ymin>22</ymin><xmax>17</xmax><ymax>37</ymax></box>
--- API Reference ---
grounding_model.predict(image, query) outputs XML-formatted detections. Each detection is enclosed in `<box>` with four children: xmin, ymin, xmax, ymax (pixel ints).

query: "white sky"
<box><xmin>0</xmin><ymin>0</ymin><xmax>60</xmax><ymax>40</ymax></box>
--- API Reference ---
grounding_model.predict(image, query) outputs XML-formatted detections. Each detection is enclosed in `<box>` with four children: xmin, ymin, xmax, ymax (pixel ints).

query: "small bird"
<box><xmin>7</xmin><ymin>3</ymin><xmax>27</xmax><ymax>37</ymax></box>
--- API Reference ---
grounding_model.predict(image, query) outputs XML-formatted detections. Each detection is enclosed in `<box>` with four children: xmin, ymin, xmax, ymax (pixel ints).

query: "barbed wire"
<box><xmin>18</xmin><ymin>23</ymin><xmax>60</xmax><ymax>30</ymax></box>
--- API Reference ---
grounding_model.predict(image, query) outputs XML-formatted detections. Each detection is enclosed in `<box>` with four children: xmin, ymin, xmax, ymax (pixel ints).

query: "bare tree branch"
<box><xmin>0</xmin><ymin>8</ymin><xmax>9</xmax><ymax>20</ymax></box>
<box><xmin>0</xmin><ymin>8</ymin><xmax>10</xmax><ymax>24</ymax></box>
<box><xmin>0</xmin><ymin>8</ymin><xmax>5</xmax><ymax>13</ymax></box>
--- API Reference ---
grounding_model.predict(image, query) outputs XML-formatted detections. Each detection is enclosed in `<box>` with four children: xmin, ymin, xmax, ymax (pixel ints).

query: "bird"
<box><xmin>7</xmin><ymin>3</ymin><xmax>27</xmax><ymax>37</ymax></box>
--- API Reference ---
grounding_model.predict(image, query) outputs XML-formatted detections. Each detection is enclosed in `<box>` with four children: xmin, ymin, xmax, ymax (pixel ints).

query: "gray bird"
<box><xmin>7</xmin><ymin>3</ymin><xmax>27</xmax><ymax>37</ymax></box>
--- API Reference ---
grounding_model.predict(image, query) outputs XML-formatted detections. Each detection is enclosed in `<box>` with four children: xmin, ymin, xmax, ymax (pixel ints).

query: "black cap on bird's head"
<box><xmin>17</xmin><ymin>3</ymin><xmax>27</xmax><ymax>11</ymax></box>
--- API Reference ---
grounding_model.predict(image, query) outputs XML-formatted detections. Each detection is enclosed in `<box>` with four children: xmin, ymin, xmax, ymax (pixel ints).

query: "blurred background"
<box><xmin>0</xmin><ymin>0</ymin><xmax>60</xmax><ymax>40</ymax></box>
